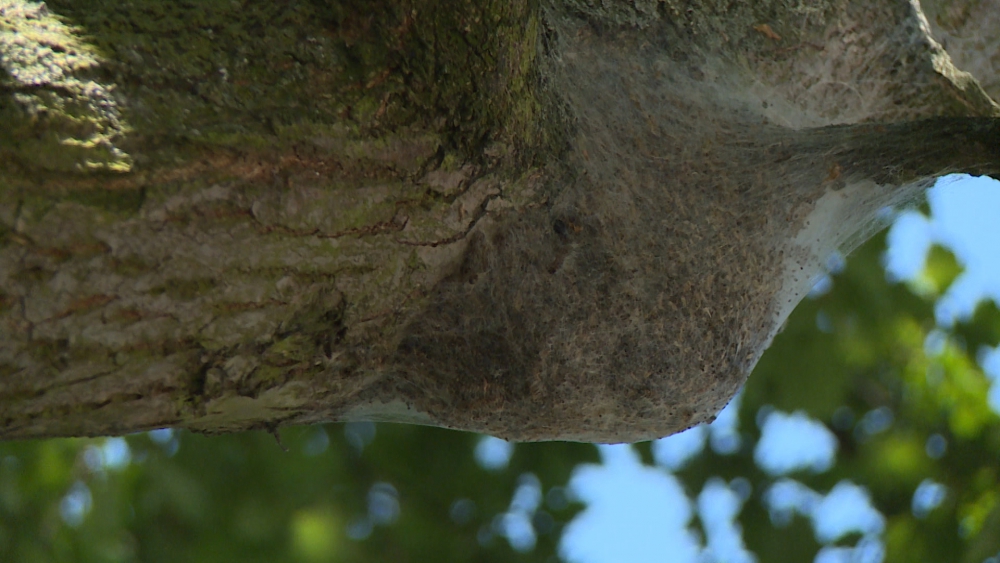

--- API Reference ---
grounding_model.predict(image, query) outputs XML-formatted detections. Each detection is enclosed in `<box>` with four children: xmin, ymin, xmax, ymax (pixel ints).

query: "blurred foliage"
<box><xmin>0</xmin><ymin>424</ymin><xmax>594</xmax><ymax>563</ymax></box>
<box><xmin>3</xmin><ymin>229</ymin><xmax>1000</xmax><ymax>563</ymax></box>
<box><xmin>920</xmin><ymin>244</ymin><xmax>964</xmax><ymax>296</ymax></box>
<box><xmin>727</xmin><ymin>232</ymin><xmax>1000</xmax><ymax>563</ymax></box>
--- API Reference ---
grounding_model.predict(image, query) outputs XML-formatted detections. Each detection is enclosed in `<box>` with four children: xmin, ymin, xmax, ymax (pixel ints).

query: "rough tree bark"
<box><xmin>1</xmin><ymin>0</ymin><xmax>998</xmax><ymax>442</ymax></box>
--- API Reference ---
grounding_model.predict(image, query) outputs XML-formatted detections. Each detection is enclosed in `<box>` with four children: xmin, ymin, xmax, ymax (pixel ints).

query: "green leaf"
<box><xmin>918</xmin><ymin>245</ymin><xmax>964</xmax><ymax>296</ymax></box>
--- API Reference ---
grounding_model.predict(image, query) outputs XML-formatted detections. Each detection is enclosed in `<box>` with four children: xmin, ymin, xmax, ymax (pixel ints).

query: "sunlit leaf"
<box><xmin>915</xmin><ymin>245</ymin><xmax>964</xmax><ymax>297</ymax></box>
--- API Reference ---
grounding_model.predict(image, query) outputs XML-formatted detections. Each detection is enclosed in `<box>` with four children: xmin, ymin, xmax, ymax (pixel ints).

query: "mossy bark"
<box><xmin>1</xmin><ymin>0</ymin><xmax>554</xmax><ymax>439</ymax></box>
<box><xmin>0</xmin><ymin>0</ymin><xmax>998</xmax><ymax>442</ymax></box>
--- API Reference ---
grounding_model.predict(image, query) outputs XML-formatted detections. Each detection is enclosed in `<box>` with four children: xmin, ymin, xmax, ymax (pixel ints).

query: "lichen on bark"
<box><xmin>0</xmin><ymin>0</ymin><xmax>556</xmax><ymax>439</ymax></box>
<box><xmin>0</xmin><ymin>0</ymin><xmax>131</xmax><ymax>172</ymax></box>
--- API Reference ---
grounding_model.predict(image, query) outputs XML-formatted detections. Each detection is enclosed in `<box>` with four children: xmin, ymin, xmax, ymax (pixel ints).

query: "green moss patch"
<box><xmin>0</xmin><ymin>0</ymin><xmax>131</xmax><ymax>172</ymax></box>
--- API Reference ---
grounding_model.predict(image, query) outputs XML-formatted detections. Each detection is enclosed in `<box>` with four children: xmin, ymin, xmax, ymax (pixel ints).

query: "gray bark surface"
<box><xmin>1</xmin><ymin>0</ymin><xmax>998</xmax><ymax>442</ymax></box>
